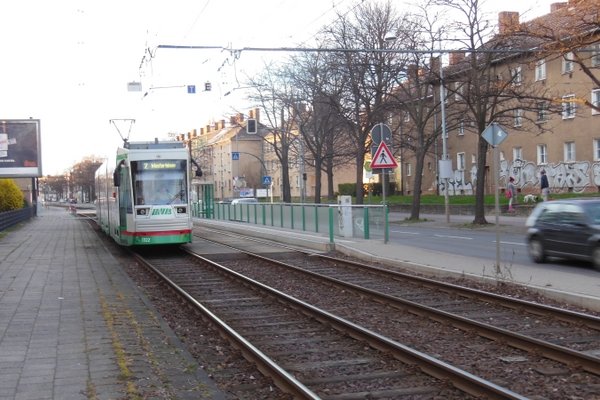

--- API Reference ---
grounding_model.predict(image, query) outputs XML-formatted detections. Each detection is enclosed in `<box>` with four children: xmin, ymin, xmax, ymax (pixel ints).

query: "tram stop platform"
<box><xmin>0</xmin><ymin>206</ymin><xmax>225</xmax><ymax>400</ymax></box>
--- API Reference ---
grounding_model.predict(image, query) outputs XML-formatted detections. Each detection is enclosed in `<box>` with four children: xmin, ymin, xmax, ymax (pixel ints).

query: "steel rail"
<box><xmin>236</xmin><ymin>248</ymin><xmax>600</xmax><ymax>376</ymax></box>
<box><xmin>181</xmin><ymin>247</ymin><xmax>527</xmax><ymax>400</ymax></box>
<box><xmin>130</xmin><ymin>251</ymin><xmax>321</xmax><ymax>400</ymax></box>
<box><xmin>316</xmin><ymin>253</ymin><xmax>600</xmax><ymax>331</ymax></box>
<box><xmin>197</xmin><ymin>225</ymin><xmax>600</xmax><ymax>331</ymax></box>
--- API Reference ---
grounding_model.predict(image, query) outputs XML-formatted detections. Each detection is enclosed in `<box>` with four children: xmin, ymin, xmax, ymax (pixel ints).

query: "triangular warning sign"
<box><xmin>371</xmin><ymin>142</ymin><xmax>398</xmax><ymax>169</ymax></box>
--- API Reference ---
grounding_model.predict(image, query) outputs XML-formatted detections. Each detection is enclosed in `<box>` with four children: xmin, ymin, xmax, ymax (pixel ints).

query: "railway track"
<box><xmin>186</xmin><ymin>226</ymin><xmax>600</xmax><ymax>399</ymax></box>
<box><xmin>132</xmin><ymin>247</ymin><xmax>525</xmax><ymax>399</ymax></box>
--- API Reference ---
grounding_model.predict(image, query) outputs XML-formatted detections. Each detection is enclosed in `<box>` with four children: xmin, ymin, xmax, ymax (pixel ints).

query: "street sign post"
<box><xmin>371</xmin><ymin>141</ymin><xmax>398</xmax><ymax>169</ymax></box>
<box><xmin>370</xmin><ymin>124</ymin><xmax>395</xmax><ymax>242</ymax></box>
<box><xmin>481</xmin><ymin>122</ymin><xmax>508</xmax><ymax>273</ymax></box>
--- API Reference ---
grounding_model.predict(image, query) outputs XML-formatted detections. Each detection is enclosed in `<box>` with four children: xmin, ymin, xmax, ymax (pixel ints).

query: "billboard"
<box><xmin>0</xmin><ymin>119</ymin><xmax>42</xmax><ymax>177</ymax></box>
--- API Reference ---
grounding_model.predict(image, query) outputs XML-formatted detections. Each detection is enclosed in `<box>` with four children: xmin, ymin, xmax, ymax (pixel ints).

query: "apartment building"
<box><xmin>185</xmin><ymin>109</ymin><xmax>355</xmax><ymax>202</ymax></box>
<box><xmin>399</xmin><ymin>0</ymin><xmax>599</xmax><ymax>196</ymax></box>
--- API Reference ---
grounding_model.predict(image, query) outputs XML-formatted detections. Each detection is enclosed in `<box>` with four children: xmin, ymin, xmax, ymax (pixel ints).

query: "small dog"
<box><xmin>523</xmin><ymin>194</ymin><xmax>538</xmax><ymax>203</ymax></box>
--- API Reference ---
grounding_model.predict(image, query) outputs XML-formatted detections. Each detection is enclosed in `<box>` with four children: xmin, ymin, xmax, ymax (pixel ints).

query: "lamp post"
<box><xmin>439</xmin><ymin>55</ymin><xmax>450</xmax><ymax>224</ymax></box>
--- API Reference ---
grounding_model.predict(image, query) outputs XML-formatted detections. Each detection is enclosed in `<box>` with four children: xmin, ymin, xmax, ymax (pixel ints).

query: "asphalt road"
<box><xmin>387</xmin><ymin>211</ymin><xmax>599</xmax><ymax>273</ymax></box>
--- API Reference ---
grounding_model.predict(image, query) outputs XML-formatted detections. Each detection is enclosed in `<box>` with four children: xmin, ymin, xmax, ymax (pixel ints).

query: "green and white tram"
<box><xmin>95</xmin><ymin>140</ymin><xmax>193</xmax><ymax>246</ymax></box>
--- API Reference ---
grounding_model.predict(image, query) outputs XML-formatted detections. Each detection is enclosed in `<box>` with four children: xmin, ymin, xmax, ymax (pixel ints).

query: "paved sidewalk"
<box><xmin>0</xmin><ymin>206</ymin><xmax>225</xmax><ymax>400</ymax></box>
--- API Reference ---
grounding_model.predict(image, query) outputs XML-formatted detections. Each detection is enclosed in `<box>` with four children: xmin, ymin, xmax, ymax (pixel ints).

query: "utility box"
<box><xmin>337</xmin><ymin>195</ymin><xmax>353</xmax><ymax>238</ymax></box>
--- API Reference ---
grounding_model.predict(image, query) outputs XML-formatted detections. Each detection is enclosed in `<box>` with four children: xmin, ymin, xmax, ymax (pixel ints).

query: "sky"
<box><xmin>0</xmin><ymin>0</ymin><xmax>557</xmax><ymax>176</ymax></box>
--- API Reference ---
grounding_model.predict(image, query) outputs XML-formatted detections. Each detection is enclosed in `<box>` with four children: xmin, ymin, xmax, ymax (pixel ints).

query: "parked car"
<box><xmin>526</xmin><ymin>198</ymin><xmax>600</xmax><ymax>270</ymax></box>
<box><xmin>231</xmin><ymin>197</ymin><xmax>258</xmax><ymax>205</ymax></box>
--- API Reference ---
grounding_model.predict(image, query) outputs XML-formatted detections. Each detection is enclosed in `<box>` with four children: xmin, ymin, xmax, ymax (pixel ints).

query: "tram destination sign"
<box><xmin>141</xmin><ymin>161</ymin><xmax>180</xmax><ymax>170</ymax></box>
<box><xmin>0</xmin><ymin>119</ymin><xmax>42</xmax><ymax>177</ymax></box>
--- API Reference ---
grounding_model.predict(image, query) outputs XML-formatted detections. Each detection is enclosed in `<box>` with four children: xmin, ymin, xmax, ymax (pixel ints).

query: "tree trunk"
<box><xmin>281</xmin><ymin>162</ymin><xmax>292</xmax><ymax>203</ymax></box>
<box><xmin>314</xmin><ymin>159</ymin><xmax>322</xmax><ymax>203</ymax></box>
<box><xmin>473</xmin><ymin>136</ymin><xmax>489</xmax><ymax>225</ymax></box>
<box><xmin>409</xmin><ymin>149</ymin><xmax>427</xmax><ymax>221</ymax></box>
<box><xmin>354</xmin><ymin>153</ymin><xmax>365</xmax><ymax>205</ymax></box>
<box><xmin>326</xmin><ymin>159</ymin><xmax>335</xmax><ymax>200</ymax></box>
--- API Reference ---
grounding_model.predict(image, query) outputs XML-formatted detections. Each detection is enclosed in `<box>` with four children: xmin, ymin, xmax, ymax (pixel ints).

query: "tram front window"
<box><xmin>131</xmin><ymin>160</ymin><xmax>188</xmax><ymax>205</ymax></box>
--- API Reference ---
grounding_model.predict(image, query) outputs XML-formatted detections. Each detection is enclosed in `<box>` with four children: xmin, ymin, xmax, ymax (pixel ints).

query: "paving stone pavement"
<box><xmin>0</xmin><ymin>207</ymin><xmax>225</xmax><ymax>400</ymax></box>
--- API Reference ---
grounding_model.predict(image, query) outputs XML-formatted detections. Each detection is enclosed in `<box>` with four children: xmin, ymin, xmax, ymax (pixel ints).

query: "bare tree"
<box><xmin>284</xmin><ymin>52</ymin><xmax>355</xmax><ymax>202</ymax></box>
<box><xmin>246</xmin><ymin>63</ymin><xmax>298</xmax><ymax>203</ymax></box>
<box><xmin>382</xmin><ymin>6</ymin><xmax>450</xmax><ymax>220</ymax></box>
<box><xmin>71</xmin><ymin>157</ymin><xmax>103</xmax><ymax>202</ymax></box>
<box><xmin>433</xmin><ymin>0</ymin><xmax>559</xmax><ymax>224</ymax></box>
<box><xmin>318</xmin><ymin>1</ymin><xmax>411</xmax><ymax>204</ymax></box>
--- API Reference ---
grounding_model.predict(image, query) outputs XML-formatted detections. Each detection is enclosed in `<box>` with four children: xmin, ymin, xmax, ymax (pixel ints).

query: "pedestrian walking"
<box><xmin>506</xmin><ymin>177</ymin><xmax>517</xmax><ymax>212</ymax></box>
<box><xmin>540</xmin><ymin>169</ymin><xmax>549</xmax><ymax>201</ymax></box>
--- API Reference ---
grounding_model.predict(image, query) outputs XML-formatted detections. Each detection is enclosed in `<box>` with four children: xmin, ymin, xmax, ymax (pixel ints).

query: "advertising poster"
<box><xmin>0</xmin><ymin>119</ymin><xmax>42</xmax><ymax>177</ymax></box>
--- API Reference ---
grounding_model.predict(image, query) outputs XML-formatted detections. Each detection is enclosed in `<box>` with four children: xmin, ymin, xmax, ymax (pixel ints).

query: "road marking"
<box><xmin>391</xmin><ymin>230</ymin><xmax>420</xmax><ymax>235</ymax></box>
<box><xmin>434</xmin><ymin>234</ymin><xmax>472</xmax><ymax>240</ymax></box>
<box><xmin>497</xmin><ymin>241</ymin><xmax>526</xmax><ymax>246</ymax></box>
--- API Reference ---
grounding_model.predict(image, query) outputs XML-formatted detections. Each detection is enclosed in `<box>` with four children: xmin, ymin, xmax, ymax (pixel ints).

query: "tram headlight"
<box><xmin>136</xmin><ymin>208</ymin><xmax>150</xmax><ymax>216</ymax></box>
<box><xmin>176</xmin><ymin>206</ymin><xmax>187</xmax><ymax>214</ymax></box>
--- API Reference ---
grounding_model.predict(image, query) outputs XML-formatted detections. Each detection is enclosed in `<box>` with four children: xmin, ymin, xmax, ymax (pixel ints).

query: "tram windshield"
<box><xmin>131</xmin><ymin>160</ymin><xmax>188</xmax><ymax>205</ymax></box>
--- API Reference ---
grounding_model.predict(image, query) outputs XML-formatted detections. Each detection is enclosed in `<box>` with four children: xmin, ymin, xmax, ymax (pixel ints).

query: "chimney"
<box><xmin>200</xmin><ymin>127</ymin><xmax>205</xmax><ymax>135</ymax></box>
<box><xmin>237</xmin><ymin>113</ymin><xmax>244</xmax><ymax>122</ymax></box>
<box><xmin>192</xmin><ymin>129</ymin><xmax>197</xmax><ymax>138</ymax></box>
<box><xmin>449</xmin><ymin>52</ymin><xmax>466</xmax><ymax>65</ymax></box>
<box><xmin>253</xmin><ymin>108</ymin><xmax>260</xmax><ymax>123</ymax></box>
<box><xmin>206</xmin><ymin>125</ymin><xmax>211</xmax><ymax>133</ymax></box>
<box><xmin>498</xmin><ymin>11</ymin><xmax>520</xmax><ymax>35</ymax></box>
<box><xmin>220</xmin><ymin>119</ymin><xmax>226</xmax><ymax>129</ymax></box>
<box><xmin>406</xmin><ymin>64</ymin><xmax>418</xmax><ymax>80</ymax></box>
<box><xmin>550</xmin><ymin>2</ymin><xmax>568</xmax><ymax>11</ymax></box>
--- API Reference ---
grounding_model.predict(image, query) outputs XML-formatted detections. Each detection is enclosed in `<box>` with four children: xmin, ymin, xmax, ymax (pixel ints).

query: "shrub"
<box><xmin>0</xmin><ymin>179</ymin><xmax>24</xmax><ymax>211</ymax></box>
<box><xmin>337</xmin><ymin>183</ymin><xmax>356</xmax><ymax>196</ymax></box>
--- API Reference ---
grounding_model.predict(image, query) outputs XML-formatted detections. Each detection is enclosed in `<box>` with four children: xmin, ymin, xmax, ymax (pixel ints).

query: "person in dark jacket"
<box><xmin>540</xmin><ymin>169</ymin><xmax>549</xmax><ymax>201</ymax></box>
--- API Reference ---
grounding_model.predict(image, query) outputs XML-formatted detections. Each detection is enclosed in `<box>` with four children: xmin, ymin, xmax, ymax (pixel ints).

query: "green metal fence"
<box><xmin>193</xmin><ymin>201</ymin><xmax>389</xmax><ymax>244</ymax></box>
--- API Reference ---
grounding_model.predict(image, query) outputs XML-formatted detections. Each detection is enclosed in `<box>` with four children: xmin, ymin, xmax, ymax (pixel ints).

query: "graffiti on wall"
<box><xmin>439</xmin><ymin>159</ymin><xmax>600</xmax><ymax>195</ymax></box>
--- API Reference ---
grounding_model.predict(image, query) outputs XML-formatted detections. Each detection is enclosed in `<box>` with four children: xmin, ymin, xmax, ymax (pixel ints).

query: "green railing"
<box><xmin>193</xmin><ymin>201</ymin><xmax>389</xmax><ymax>244</ymax></box>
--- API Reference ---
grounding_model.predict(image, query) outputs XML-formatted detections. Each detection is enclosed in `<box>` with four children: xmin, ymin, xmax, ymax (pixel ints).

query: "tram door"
<box><xmin>118</xmin><ymin>166</ymin><xmax>131</xmax><ymax>233</ymax></box>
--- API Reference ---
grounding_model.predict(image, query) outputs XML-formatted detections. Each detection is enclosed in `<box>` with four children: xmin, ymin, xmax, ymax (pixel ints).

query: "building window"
<box><xmin>535</xmin><ymin>59</ymin><xmax>546</xmax><ymax>81</ymax></box>
<box><xmin>471</xmin><ymin>154</ymin><xmax>476</xmax><ymax>164</ymax></box>
<box><xmin>510</xmin><ymin>66</ymin><xmax>522</xmax><ymax>86</ymax></box>
<box><xmin>592</xmin><ymin>89</ymin><xmax>600</xmax><ymax>116</ymax></box>
<box><xmin>513</xmin><ymin>147</ymin><xmax>522</xmax><ymax>161</ymax></box>
<box><xmin>562</xmin><ymin>94</ymin><xmax>576</xmax><ymax>119</ymax></box>
<box><xmin>564</xmin><ymin>141</ymin><xmax>576</xmax><ymax>162</ymax></box>
<box><xmin>454</xmin><ymin>82</ymin><xmax>463</xmax><ymax>101</ymax></box>
<box><xmin>500</xmin><ymin>151</ymin><xmax>505</xmax><ymax>161</ymax></box>
<box><xmin>403</xmin><ymin>112</ymin><xmax>410</xmax><ymax>123</ymax></box>
<box><xmin>591</xmin><ymin>44</ymin><xmax>600</xmax><ymax>67</ymax></box>
<box><xmin>405</xmin><ymin>162</ymin><xmax>412</xmax><ymax>177</ymax></box>
<box><xmin>536</xmin><ymin>101</ymin><xmax>549</xmax><ymax>123</ymax></box>
<box><xmin>562</xmin><ymin>52</ymin><xmax>574</xmax><ymax>74</ymax></box>
<box><xmin>457</xmin><ymin>152</ymin><xmax>465</xmax><ymax>170</ymax></box>
<box><xmin>594</xmin><ymin>139</ymin><xmax>600</xmax><ymax>161</ymax></box>
<box><xmin>458</xmin><ymin>120</ymin><xmax>465</xmax><ymax>136</ymax></box>
<box><xmin>513</xmin><ymin>108</ymin><xmax>523</xmax><ymax>127</ymax></box>
<box><xmin>537</xmin><ymin>144</ymin><xmax>547</xmax><ymax>165</ymax></box>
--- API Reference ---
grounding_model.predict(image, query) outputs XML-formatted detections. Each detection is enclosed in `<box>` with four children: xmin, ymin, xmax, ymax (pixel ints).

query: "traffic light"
<box><xmin>246</xmin><ymin>119</ymin><xmax>257</xmax><ymax>134</ymax></box>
